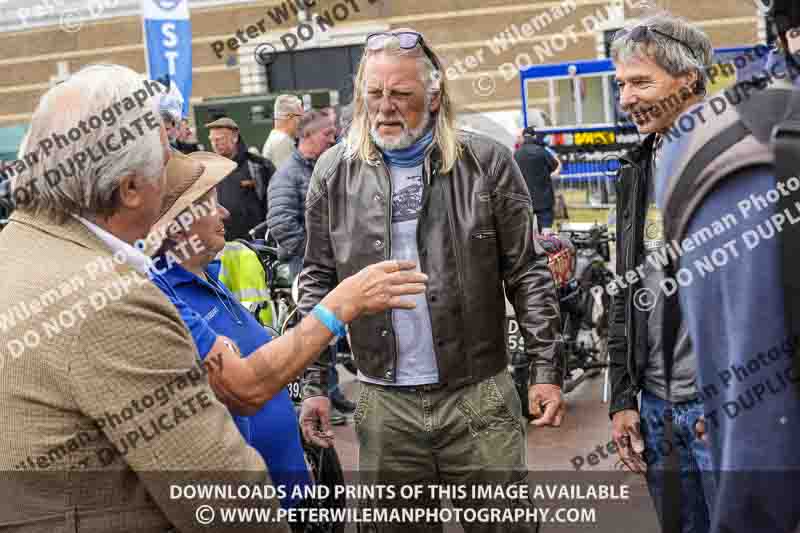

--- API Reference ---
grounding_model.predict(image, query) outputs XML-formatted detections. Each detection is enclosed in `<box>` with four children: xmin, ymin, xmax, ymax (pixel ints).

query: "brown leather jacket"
<box><xmin>298</xmin><ymin>131</ymin><xmax>564</xmax><ymax>397</ymax></box>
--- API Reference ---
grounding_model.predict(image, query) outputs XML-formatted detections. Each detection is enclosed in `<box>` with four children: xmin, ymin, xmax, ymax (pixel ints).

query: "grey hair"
<box><xmin>345</xmin><ymin>30</ymin><xmax>461</xmax><ymax>173</ymax></box>
<box><xmin>359</xmin><ymin>36</ymin><xmax>442</xmax><ymax>96</ymax></box>
<box><xmin>13</xmin><ymin>64</ymin><xmax>165</xmax><ymax>222</ymax></box>
<box><xmin>611</xmin><ymin>11</ymin><xmax>713</xmax><ymax>93</ymax></box>
<box><xmin>297</xmin><ymin>110</ymin><xmax>330</xmax><ymax>138</ymax></box>
<box><xmin>160</xmin><ymin>110</ymin><xmax>176</xmax><ymax>127</ymax></box>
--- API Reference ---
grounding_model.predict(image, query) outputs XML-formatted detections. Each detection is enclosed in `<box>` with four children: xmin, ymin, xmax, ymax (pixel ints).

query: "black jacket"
<box><xmin>171</xmin><ymin>139</ymin><xmax>199</xmax><ymax>154</ymax></box>
<box><xmin>266</xmin><ymin>149</ymin><xmax>315</xmax><ymax>260</ymax></box>
<box><xmin>299</xmin><ymin>131</ymin><xmax>563</xmax><ymax>396</ymax></box>
<box><xmin>608</xmin><ymin>133</ymin><xmax>657</xmax><ymax>417</ymax></box>
<box><xmin>513</xmin><ymin>137</ymin><xmax>557</xmax><ymax>211</ymax></box>
<box><xmin>217</xmin><ymin>139</ymin><xmax>276</xmax><ymax>241</ymax></box>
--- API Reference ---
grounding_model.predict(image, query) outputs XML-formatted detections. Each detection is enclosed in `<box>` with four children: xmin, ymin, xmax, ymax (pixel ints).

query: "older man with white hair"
<box><xmin>0</xmin><ymin>64</ymin><xmax>289</xmax><ymax>532</ymax></box>
<box><xmin>297</xmin><ymin>28</ymin><xmax>564</xmax><ymax>532</ymax></box>
<box><xmin>262</xmin><ymin>94</ymin><xmax>304</xmax><ymax>168</ymax></box>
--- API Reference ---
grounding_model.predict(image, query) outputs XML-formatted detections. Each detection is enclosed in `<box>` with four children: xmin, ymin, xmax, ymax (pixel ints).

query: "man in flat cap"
<box><xmin>207</xmin><ymin>116</ymin><xmax>276</xmax><ymax>240</ymax></box>
<box><xmin>262</xmin><ymin>94</ymin><xmax>304</xmax><ymax>169</ymax></box>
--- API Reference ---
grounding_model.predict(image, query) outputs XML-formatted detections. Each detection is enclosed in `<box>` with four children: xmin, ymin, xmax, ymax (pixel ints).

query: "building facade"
<box><xmin>0</xmin><ymin>0</ymin><xmax>767</xmax><ymax>146</ymax></box>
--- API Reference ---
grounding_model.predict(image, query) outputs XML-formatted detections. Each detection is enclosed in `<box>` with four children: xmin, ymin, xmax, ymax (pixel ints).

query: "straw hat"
<box><xmin>144</xmin><ymin>150</ymin><xmax>235</xmax><ymax>255</ymax></box>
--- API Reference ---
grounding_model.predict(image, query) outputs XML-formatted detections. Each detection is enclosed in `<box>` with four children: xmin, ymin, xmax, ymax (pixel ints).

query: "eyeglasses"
<box><xmin>616</xmin><ymin>25</ymin><xmax>699</xmax><ymax>63</ymax></box>
<box><xmin>365</xmin><ymin>31</ymin><xmax>442</xmax><ymax>70</ymax></box>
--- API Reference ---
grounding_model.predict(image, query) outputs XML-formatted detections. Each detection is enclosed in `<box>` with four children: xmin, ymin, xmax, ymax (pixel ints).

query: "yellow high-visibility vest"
<box><xmin>218</xmin><ymin>241</ymin><xmax>274</xmax><ymax>327</ymax></box>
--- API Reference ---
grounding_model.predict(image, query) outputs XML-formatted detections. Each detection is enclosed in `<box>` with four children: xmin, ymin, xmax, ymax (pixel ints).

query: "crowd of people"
<box><xmin>0</xmin><ymin>2</ymin><xmax>799</xmax><ymax>531</ymax></box>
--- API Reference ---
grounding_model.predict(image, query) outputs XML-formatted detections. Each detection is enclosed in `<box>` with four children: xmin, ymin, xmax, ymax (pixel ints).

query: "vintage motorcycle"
<box><xmin>507</xmin><ymin>224</ymin><xmax>614</xmax><ymax>418</ymax></box>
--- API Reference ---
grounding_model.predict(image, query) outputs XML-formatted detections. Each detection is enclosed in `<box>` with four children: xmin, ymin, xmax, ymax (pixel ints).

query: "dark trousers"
<box><xmin>535</xmin><ymin>208</ymin><xmax>554</xmax><ymax>231</ymax></box>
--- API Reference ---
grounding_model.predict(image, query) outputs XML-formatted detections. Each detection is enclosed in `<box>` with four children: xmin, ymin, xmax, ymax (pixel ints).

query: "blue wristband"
<box><xmin>312</xmin><ymin>304</ymin><xmax>348</xmax><ymax>338</ymax></box>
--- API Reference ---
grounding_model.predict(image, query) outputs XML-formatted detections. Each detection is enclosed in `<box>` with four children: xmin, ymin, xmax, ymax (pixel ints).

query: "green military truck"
<box><xmin>192</xmin><ymin>90</ymin><xmax>334</xmax><ymax>153</ymax></box>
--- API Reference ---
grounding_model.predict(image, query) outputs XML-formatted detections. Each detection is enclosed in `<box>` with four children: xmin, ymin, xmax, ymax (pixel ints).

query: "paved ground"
<box><xmin>325</xmin><ymin>368</ymin><xmax>661</xmax><ymax>533</ymax></box>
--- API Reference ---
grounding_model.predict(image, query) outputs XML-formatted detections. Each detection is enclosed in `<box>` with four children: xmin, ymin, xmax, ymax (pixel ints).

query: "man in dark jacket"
<box><xmin>267</xmin><ymin>111</ymin><xmax>336</xmax><ymax>276</ymax></box>
<box><xmin>207</xmin><ymin>117</ymin><xmax>276</xmax><ymax>240</ymax></box>
<box><xmin>608</xmin><ymin>12</ymin><xmax>717</xmax><ymax>533</ymax></box>
<box><xmin>514</xmin><ymin>126</ymin><xmax>560</xmax><ymax>231</ymax></box>
<box><xmin>297</xmin><ymin>29</ymin><xmax>563</xmax><ymax>531</ymax></box>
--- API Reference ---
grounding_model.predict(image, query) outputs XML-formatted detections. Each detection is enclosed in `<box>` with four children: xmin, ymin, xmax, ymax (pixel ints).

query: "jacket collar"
<box><xmin>72</xmin><ymin>214</ymin><xmax>152</xmax><ymax>274</ymax></box>
<box><xmin>291</xmin><ymin>147</ymin><xmax>317</xmax><ymax>168</ymax></box>
<box><xmin>233</xmin><ymin>138</ymin><xmax>250</xmax><ymax>165</ymax></box>
<box><xmin>157</xmin><ymin>258</ymin><xmax>222</xmax><ymax>288</ymax></box>
<box><xmin>10</xmin><ymin>209</ymin><xmax>122</xmax><ymax>256</ymax></box>
<box><xmin>628</xmin><ymin>132</ymin><xmax>658</xmax><ymax>164</ymax></box>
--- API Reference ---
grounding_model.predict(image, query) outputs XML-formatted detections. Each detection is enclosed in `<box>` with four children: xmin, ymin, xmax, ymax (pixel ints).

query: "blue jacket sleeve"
<box><xmin>150</xmin><ymin>273</ymin><xmax>218</xmax><ymax>359</ymax></box>
<box><xmin>676</xmin><ymin>166</ymin><xmax>800</xmax><ymax>533</ymax></box>
<box><xmin>267</xmin><ymin>164</ymin><xmax>305</xmax><ymax>259</ymax></box>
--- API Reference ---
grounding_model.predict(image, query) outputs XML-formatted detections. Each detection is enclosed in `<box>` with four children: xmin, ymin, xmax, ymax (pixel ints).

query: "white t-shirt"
<box><xmin>359</xmin><ymin>163</ymin><xmax>440</xmax><ymax>386</ymax></box>
<box><xmin>261</xmin><ymin>129</ymin><xmax>295</xmax><ymax>169</ymax></box>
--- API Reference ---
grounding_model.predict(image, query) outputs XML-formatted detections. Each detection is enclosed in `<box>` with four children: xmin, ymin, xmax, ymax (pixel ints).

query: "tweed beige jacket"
<box><xmin>0</xmin><ymin>210</ymin><xmax>288</xmax><ymax>532</ymax></box>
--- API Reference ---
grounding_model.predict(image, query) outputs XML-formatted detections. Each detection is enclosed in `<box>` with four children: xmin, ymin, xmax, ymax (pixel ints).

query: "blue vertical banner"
<box><xmin>142</xmin><ymin>0</ymin><xmax>192</xmax><ymax>117</ymax></box>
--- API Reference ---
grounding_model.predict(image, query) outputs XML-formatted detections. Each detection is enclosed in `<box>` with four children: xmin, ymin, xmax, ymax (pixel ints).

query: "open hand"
<box><xmin>300</xmin><ymin>396</ymin><xmax>335</xmax><ymax>448</ymax></box>
<box><xmin>333</xmin><ymin>260</ymin><xmax>428</xmax><ymax>322</ymax></box>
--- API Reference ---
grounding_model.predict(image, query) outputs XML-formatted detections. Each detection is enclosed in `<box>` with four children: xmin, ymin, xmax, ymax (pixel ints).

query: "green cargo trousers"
<box><xmin>353</xmin><ymin>369</ymin><xmax>540</xmax><ymax>533</ymax></box>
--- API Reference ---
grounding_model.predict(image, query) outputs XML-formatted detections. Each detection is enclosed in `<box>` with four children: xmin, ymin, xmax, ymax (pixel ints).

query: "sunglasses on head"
<box><xmin>365</xmin><ymin>31</ymin><xmax>442</xmax><ymax>70</ymax></box>
<box><xmin>617</xmin><ymin>25</ymin><xmax>699</xmax><ymax>62</ymax></box>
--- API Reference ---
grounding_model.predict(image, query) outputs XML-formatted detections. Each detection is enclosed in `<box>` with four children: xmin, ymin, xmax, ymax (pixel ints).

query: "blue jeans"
<box><xmin>640</xmin><ymin>390</ymin><xmax>716</xmax><ymax>533</ymax></box>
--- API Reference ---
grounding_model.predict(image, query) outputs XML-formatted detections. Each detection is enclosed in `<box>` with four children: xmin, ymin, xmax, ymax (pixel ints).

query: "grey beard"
<box><xmin>370</xmin><ymin>111</ymin><xmax>431</xmax><ymax>151</ymax></box>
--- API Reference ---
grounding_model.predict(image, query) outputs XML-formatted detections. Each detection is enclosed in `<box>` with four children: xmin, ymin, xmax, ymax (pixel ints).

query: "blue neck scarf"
<box><xmin>381</xmin><ymin>128</ymin><xmax>434</xmax><ymax>168</ymax></box>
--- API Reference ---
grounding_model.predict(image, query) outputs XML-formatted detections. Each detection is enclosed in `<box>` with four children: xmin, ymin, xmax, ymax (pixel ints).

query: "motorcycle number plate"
<box><xmin>505</xmin><ymin>317</ymin><xmax>526</xmax><ymax>354</ymax></box>
<box><xmin>287</xmin><ymin>378</ymin><xmax>303</xmax><ymax>403</ymax></box>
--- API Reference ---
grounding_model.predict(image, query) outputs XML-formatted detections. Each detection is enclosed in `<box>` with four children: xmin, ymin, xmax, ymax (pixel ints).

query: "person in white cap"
<box><xmin>262</xmin><ymin>94</ymin><xmax>304</xmax><ymax>168</ymax></box>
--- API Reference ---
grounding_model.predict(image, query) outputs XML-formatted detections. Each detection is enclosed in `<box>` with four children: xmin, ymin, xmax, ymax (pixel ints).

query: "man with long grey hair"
<box><xmin>297</xmin><ymin>28</ymin><xmax>564</xmax><ymax>531</ymax></box>
<box><xmin>607</xmin><ymin>11</ymin><xmax>716</xmax><ymax>533</ymax></box>
<box><xmin>0</xmin><ymin>64</ymin><xmax>290</xmax><ymax>532</ymax></box>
